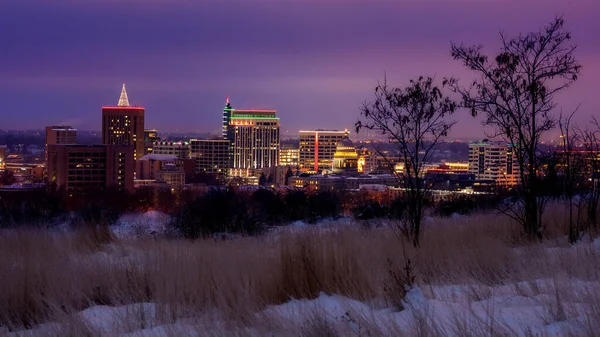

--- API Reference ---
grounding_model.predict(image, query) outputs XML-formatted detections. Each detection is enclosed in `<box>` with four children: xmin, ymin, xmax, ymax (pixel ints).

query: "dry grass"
<box><xmin>1</xmin><ymin>206</ymin><xmax>600</xmax><ymax>335</ymax></box>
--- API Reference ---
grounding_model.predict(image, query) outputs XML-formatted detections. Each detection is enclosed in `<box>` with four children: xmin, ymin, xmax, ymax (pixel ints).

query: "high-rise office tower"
<box><xmin>468</xmin><ymin>140</ymin><xmax>520</xmax><ymax>187</ymax></box>
<box><xmin>221</xmin><ymin>98</ymin><xmax>235</xmax><ymax>170</ymax></box>
<box><xmin>223</xmin><ymin>97</ymin><xmax>233</xmax><ymax>140</ymax></box>
<box><xmin>225</xmin><ymin>99</ymin><xmax>279</xmax><ymax>176</ymax></box>
<box><xmin>102</xmin><ymin>84</ymin><xmax>145</xmax><ymax>162</ymax></box>
<box><xmin>299</xmin><ymin>130</ymin><xmax>349</xmax><ymax>172</ymax></box>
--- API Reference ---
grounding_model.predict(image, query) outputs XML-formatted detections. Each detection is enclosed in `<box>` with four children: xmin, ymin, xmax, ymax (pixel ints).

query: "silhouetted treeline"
<box><xmin>0</xmin><ymin>186</ymin><xmax>343</xmax><ymax>236</ymax></box>
<box><xmin>2</xmin><ymin>179</ymin><xmax>596</xmax><ymax>238</ymax></box>
<box><xmin>171</xmin><ymin>189</ymin><xmax>341</xmax><ymax>238</ymax></box>
<box><xmin>0</xmin><ymin>182</ymin><xmax>516</xmax><ymax>236</ymax></box>
<box><xmin>0</xmin><ymin>185</ymin><xmax>198</xmax><ymax>228</ymax></box>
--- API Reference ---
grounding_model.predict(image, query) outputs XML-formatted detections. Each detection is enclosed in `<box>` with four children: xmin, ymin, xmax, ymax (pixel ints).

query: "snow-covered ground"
<box><xmin>108</xmin><ymin>211</ymin><xmax>358</xmax><ymax>239</ymax></box>
<box><xmin>110</xmin><ymin>211</ymin><xmax>174</xmax><ymax>239</ymax></box>
<box><xmin>7</xmin><ymin>236</ymin><xmax>600</xmax><ymax>336</ymax></box>
<box><xmin>6</xmin><ymin>278</ymin><xmax>600</xmax><ymax>336</ymax></box>
<box><xmin>3</xmin><ymin>214</ymin><xmax>600</xmax><ymax>336</ymax></box>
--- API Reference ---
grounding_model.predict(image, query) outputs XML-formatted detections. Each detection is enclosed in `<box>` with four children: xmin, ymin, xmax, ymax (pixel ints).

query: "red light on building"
<box><xmin>101</xmin><ymin>106</ymin><xmax>145</xmax><ymax>110</ymax></box>
<box><xmin>314</xmin><ymin>132</ymin><xmax>319</xmax><ymax>172</ymax></box>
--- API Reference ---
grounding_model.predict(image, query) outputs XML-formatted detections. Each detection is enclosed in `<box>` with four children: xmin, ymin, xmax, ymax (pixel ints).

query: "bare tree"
<box><xmin>576</xmin><ymin>117</ymin><xmax>600</xmax><ymax>229</ymax></box>
<box><xmin>557</xmin><ymin>109</ymin><xmax>586</xmax><ymax>243</ymax></box>
<box><xmin>356</xmin><ymin>76</ymin><xmax>457</xmax><ymax>246</ymax></box>
<box><xmin>448</xmin><ymin>17</ymin><xmax>581</xmax><ymax>240</ymax></box>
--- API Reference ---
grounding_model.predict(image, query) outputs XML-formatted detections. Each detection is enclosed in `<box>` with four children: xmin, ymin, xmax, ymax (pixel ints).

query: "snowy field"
<box><xmin>1</xmin><ymin>211</ymin><xmax>600</xmax><ymax>336</ymax></box>
<box><xmin>110</xmin><ymin>211</ymin><xmax>174</xmax><ymax>239</ymax></box>
<box><xmin>6</xmin><ymin>276</ymin><xmax>600</xmax><ymax>336</ymax></box>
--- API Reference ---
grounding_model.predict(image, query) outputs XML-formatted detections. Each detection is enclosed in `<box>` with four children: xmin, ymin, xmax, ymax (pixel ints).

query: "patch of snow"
<box><xmin>292</xmin><ymin>220</ymin><xmax>306</xmax><ymax>227</ymax></box>
<box><xmin>78</xmin><ymin>303</ymin><xmax>160</xmax><ymax>334</ymax></box>
<box><xmin>423</xmin><ymin>216</ymin><xmax>435</xmax><ymax>223</ymax></box>
<box><xmin>211</xmin><ymin>232</ymin><xmax>237</xmax><ymax>241</ymax></box>
<box><xmin>119</xmin><ymin>324</ymin><xmax>199</xmax><ymax>337</ymax></box>
<box><xmin>10</xmin><ymin>279</ymin><xmax>600</xmax><ymax>337</ymax></box>
<box><xmin>110</xmin><ymin>211</ymin><xmax>173</xmax><ymax>239</ymax></box>
<box><xmin>5</xmin><ymin>223</ymin><xmax>600</xmax><ymax>336</ymax></box>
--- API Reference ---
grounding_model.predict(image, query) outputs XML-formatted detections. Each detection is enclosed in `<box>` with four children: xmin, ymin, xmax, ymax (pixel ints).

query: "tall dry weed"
<box><xmin>0</xmin><ymin>209</ymin><xmax>599</xmax><ymax>334</ymax></box>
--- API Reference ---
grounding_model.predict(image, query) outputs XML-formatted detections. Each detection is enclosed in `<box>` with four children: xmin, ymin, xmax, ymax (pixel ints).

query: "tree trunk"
<box><xmin>568</xmin><ymin>198</ymin><xmax>577</xmax><ymax>243</ymax></box>
<box><xmin>523</xmin><ymin>188</ymin><xmax>540</xmax><ymax>241</ymax></box>
<box><xmin>412</xmin><ymin>219</ymin><xmax>421</xmax><ymax>247</ymax></box>
<box><xmin>588</xmin><ymin>180</ymin><xmax>600</xmax><ymax>227</ymax></box>
<box><xmin>590</xmin><ymin>202</ymin><xmax>598</xmax><ymax>225</ymax></box>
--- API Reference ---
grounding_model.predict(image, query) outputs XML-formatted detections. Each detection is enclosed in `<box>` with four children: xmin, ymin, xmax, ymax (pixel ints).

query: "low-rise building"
<box><xmin>0</xmin><ymin>145</ymin><xmax>6</xmax><ymax>169</ymax></box>
<box><xmin>136</xmin><ymin>154</ymin><xmax>188</xmax><ymax>190</ymax></box>
<box><xmin>136</xmin><ymin>154</ymin><xmax>179</xmax><ymax>180</ymax></box>
<box><xmin>45</xmin><ymin>126</ymin><xmax>77</xmax><ymax>146</ymax></box>
<box><xmin>3</xmin><ymin>163</ymin><xmax>45</xmax><ymax>182</ymax></box>
<box><xmin>46</xmin><ymin>144</ymin><xmax>134</xmax><ymax>193</ymax></box>
<box><xmin>424</xmin><ymin>171</ymin><xmax>476</xmax><ymax>191</ymax></box>
<box><xmin>363</xmin><ymin>154</ymin><xmax>401</xmax><ymax>175</ymax></box>
<box><xmin>45</xmin><ymin>125</ymin><xmax>77</xmax><ymax>178</ymax></box>
<box><xmin>190</xmin><ymin>139</ymin><xmax>231</xmax><ymax>175</ymax></box>
<box><xmin>143</xmin><ymin>129</ymin><xmax>160</xmax><ymax>155</ymax></box>
<box><xmin>279</xmin><ymin>144</ymin><xmax>299</xmax><ymax>168</ymax></box>
<box><xmin>331</xmin><ymin>137</ymin><xmax>358</xmax><ymax>175</ymax></box>
<box><xmin>261</xmin><ymin>165</ymin><xmax>293</xmax><ymax>186</ymax></box>
<box><xmin>288</xmin><ymin>174</ymin><xmax>398</xmax><ymax>191</ymax></box>
<box><xmin>152</xmin><ymin>141</ymin><xmax>191</xmax><ymax>159</ymax></box>
<box><xmin>156</xmin><ymin>163</ymin><xmax>185</xmax><ymax>190</ymax></box>
<box><xmin>553</xmin><ymin>149</ymin><xmax>600</xmax><ymax>182</ymax></box>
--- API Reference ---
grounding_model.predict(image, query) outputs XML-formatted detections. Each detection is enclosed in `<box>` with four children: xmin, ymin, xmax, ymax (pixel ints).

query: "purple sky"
<box><xmin>1</xmin><ymin>0</ymin><xmax>598</xmax><ymax>138</ymax></box>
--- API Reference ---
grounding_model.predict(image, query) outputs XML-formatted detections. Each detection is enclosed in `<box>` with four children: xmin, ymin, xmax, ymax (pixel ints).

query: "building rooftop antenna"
<box><xmin>118</xmin><ymin>83</ymin><xmax>130</xmax><ymax>107</ymax></box>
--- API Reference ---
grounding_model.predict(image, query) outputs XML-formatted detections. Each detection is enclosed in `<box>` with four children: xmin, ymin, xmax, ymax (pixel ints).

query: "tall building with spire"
<box><xmin>102</xmin><ymin>84</ymin><xmax>145</xmax><ymax>164</ymax></box>
<box><xmin>223</xmin><ymin>97</ymin><xmax>233</xmax><ymax>140</ymax></box>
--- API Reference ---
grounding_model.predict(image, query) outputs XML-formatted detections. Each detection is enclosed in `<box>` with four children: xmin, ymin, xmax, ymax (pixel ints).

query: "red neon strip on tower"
<box><xmin>101</xmin><ymin>106</ymin><xmax>145</xmax><ymax>110</ymax></box>
<box><xmin>314</xmin><ymin>132</ymin><xmax>319</xmax><ymax>172</ymax></box>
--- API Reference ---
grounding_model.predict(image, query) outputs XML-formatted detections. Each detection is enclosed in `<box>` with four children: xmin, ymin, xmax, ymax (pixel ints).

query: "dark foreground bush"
<box><xmin>0</xmin><ymin>187</ymin><xmax>67</xmax><ymax>227</ymax></box>
<box><xmin>352</xmin><ymin>202</ymin><xmax>387</xmax><ymax>220</ymax></box>
<box><xmin>171</xmin><ymin>188</ymin><xmax>346</xmax><ymax>238</ymax></box>
<box><xmin>250</xmin><ymin>188</ymin><xmax>285</xmax><ymax>225</ymax></box>
<box><xmin>283</xmin><ymin>190</ymin><xmax>309</xmax><ymax>221</ymax></box>
<box><xmin>306</xmin><ymin>191</ymin><xmax>340</xmax><ymax>223</ymax></box>
<box><xmin>435</xmin><ymin>194</ymin><xmax>502</xmax><ymax>217</ymax></box>
<box><xmin>172</xmin><ymin>188</ymin><xmax>263</xmax><ymax>239</ymax></box>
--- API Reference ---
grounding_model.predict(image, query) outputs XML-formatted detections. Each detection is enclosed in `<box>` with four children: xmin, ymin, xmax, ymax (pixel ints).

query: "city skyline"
<box><xmin>1</xmin><ymin>0</ymin><xmax>598</xmax><ymax>137</ymax></box>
